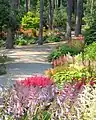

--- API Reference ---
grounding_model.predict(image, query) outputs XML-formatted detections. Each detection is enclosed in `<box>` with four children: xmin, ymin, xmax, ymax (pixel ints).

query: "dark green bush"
<box><xmin>28</xmin><ymin>37</ymin><xmax>38</xmax><ymax>44</ymax></box>
<box><xmin>84</xmin><ymin>20</ymin><xmax>96</xmax><ymax>45</ymax></box>
<box><xmin>48</xmin><ymin>44</ymin><xmax>81</xmax><ymax>62</ymax></box>
<box><xmin>53</xmin><ymin>7</ymin><xmax>67</xmax><ymax>29</ymax></box>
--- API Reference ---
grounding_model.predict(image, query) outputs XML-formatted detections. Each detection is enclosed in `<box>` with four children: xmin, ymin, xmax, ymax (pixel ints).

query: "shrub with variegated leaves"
<box><xmin>72</xmin><ymin>84</ymin><xmax>96</xmax><ymax>120</ymax></box>
<box><xmin>1</xmin><ymin>76</ymin><xmax>96</xmax><ymax>120</ymax></box>
<box><xmin>1</xmin><ymin>75</ymin><xmax>56</xmax><ymax>119</ymax></box>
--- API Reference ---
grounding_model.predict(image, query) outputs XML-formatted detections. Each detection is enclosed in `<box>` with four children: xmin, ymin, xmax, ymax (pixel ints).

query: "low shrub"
<box><xmin>68</xmin><ymin>38</ymin><xmax>84</xmax><ymax>50</ymax></box>
<box><xmin>45</xmin><ymin>66</ymin><xmax>90</xmax><ymax>89</ymax></box>
<box><xmin>16</xmin><ymin>39</ymin><xmax>27</xmax><ymax>46</ymax></box>
<box><xmin>48</xmin><ymin>44</ymin><xmax>82</xmax><ymax>62</ymax></box>
<box><xmin>46</xmin><ymin>34</ymin><xmax>61</xmax><ymax>43</ymax></box>
<box><xmin>15</xmin><ymin>36</ymin><xmax>28</xmax><ymax>46</ymax></box>
<box><xmin>28</xmin><ymin>37</ymin><xmax>38</xmax><ymax>44</ymax></box>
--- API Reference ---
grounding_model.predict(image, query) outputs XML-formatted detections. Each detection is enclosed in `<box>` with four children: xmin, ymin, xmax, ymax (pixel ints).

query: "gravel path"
<box><xmin>0</xmin><ymin>43</ymin><xmax>61</xmax><ymax>86</ymax></box>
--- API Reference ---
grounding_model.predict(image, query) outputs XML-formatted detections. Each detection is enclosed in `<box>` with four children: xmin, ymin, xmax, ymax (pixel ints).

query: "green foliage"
<box><xmin>28</xmin><ymin>37</ymin><xmax>38</xmax><ymax>44</ymax></box>
<box><xmin>21</xmin><ymin>11</ymin><xmax>40</xmax><ymax>29</ymax></box>
<box><xmin>0</xmin><ymin>40</ymin><xmax>5</xmax><ymax>47</ymax></box>
<box><xmin>84</xmin><ymin>42</ymin><xmax>96</xmax><ymax>61</ymax></box>
<box><xmin>83</xmin><ymin>0</ymin><xmax>96</xmax><ymax>45</ymax></box>
<box><xmin>33</xmin><ymin>111</ymin><xmax>51</xmax><ymax>120</ymax></box>
<box><xmin>46</xmin><ymin>34</ymin><xmax>61</xmax><ymax>43</ymax></box>
<box><xmin>0</xmin><ymin>0</ymin><xmax>10</xmax><ymax>27</ymax></box>
<box><xmin>53</xmin><ymin>7</ymin><xmax>67</xmax><ymax>29</ymax></box>
<box><xmin>52</xmin><ymin>66</ymin><xmax>90</xmax><ymax>88</ymax></box>
<box><xmin>16</xmin><ymin>36</ymin><xmax>27</xmax><ymax>46</ymax></box>
<box><xmin>83</xmin><ymin>0</ymin><xmax>96</xmax><ymax>29</ymax></box>
<box><xmin>84</xmin><ymin>20</ymin><xmax>96</xmax><ymax>45</ymax></box>
<box><xmin>0</xmin><ymin>0</ymin><xmax>22</xmax><ymax>32</ymax></box>
<box><xmin>48</xmin><ymin>44</ymin><xmax>81</xmax><ymax>62</ymax></box>
<box><xmin>15</xmin><ymin>36</ymin><xmax>38</xmax><ymax>45</ymax></box>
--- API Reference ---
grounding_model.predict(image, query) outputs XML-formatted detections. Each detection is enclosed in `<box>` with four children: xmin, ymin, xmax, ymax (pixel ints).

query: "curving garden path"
<box><xmin>0</xmin><ymin>42</ymin><xmax>63</xmax><ymax>87</ymax></box>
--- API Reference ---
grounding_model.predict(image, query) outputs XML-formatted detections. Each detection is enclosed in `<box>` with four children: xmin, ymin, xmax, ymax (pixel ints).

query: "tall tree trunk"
<box><xmin>73</xmin><ymin>0</ymin><xmax>77</xmax><ymax>18</ymax></box>
<box><xmin>55</xmin><ymin>0</ymin><xmax>58</xmax><ymax>8</ymax></box>
<box><xmin>6</xmin><ymin>28</ymin><xmax>14</xmax><ymax>49</ymax></box>
<box><xmin>28</xmin><ymin>0</ymin><xmax>30</xmax><ymax>11</ymax></box>
<box><xmin>15</xmin><ymin>0</ymin><xmax>20</xmax><ymax>8</ymax></box>
<box><xmin>75</xmin><ymin>0</ymin><xmax>83</xmax><ymax>36</ymax></box>
<box><xmin>49</xmin><ymin>0</ymin><xmax>54</xmax><ymax>30</ymax></box>
<box><xmin>25</xmin><ymin>0</ymin><xmax>30</xmax><ymax>12</ymax></box>
<box><xmin>66</xmin><ymin>0</ymin><xmax>73</xmax><ymax>40</ymax></box>
<box><xmin>38</xmin><ymin>0</ymin><xmax>44</xmax><ymax>45</ymax></box>
<box><xmin>58</xmin><ymin>0</ymin><xmax>61</xmax><ymax>7</ymax></box>
<box><xmin>6</xmin><ymin>0</ymin><xmax>18</xmax><ymax>49</ymax></box>
<box><xmin>25</xmin><ymin>0</ymin><xmax>28</xmax><ymax>12</ymax></box>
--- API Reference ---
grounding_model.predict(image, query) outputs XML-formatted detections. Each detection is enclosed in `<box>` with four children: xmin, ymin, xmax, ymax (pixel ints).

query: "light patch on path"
<box><xmin>0</xmin><ymin>42</ymin><xmax>63</xmax><ymax>86</ymax></box>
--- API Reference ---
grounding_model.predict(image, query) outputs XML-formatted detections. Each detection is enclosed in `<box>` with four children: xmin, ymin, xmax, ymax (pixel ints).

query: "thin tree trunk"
<box><xmin>6</xmin><ymin>28</ymin><xmax>14</xmax><ymax>49</ymax></box>
<box><xmin>25</xmin><ymin>0</ymin><xmax>28</xmax><ymax>12</ymax></box>
<box><xmin>38</xmin><ymin>0</ymin><xmax>44</xmax><ymax>45</ymax></box>
<box><xmin>16</xmin><ymin>0</ymin><xmax>20</xmax><ymax>8</ymax></box>
<box><xmin>49</xmin><ymin>0</ymin><xmax>54</xmax><ymax>30</ymax></box>
<box><xmin>55</xmin><ymin>0</ymin><xmax>58</xmax><ymax>8</ymax></box>
<box><xmin>5</xmin><ymin>0</ymin><xmax>18</xmax><ymax>49</ymax></box>
<box><xmin>58</xmin><ymin>0</ymin><xmax>61</xmax><ymax>7</ymax></box>
<box><xmin>25</xmin><ymin>0</ymin><xmax>30</xmax><ymax>12</ymax></box>
<box><xmin>28</xmin><ymin>0</ymin><xmax>30</xmax><ymax>11</ymax></box>
<box><xmin>66</xmin><ymin>0</ymin><xmax>73</xmax><ymax>40</ymax></box>
<box><xmin>75</xmin><ymin>0</ymin><xmax>83</xmax><ymax>36</ymax></box>
<box><xmin>73</xmin><ymin>0</ymin><xmax>77</xmax><ymax>18</ymax></box>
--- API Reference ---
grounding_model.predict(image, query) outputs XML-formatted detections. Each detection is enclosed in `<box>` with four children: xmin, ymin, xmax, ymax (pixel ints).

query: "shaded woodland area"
<box><xmin>0</xmin><ymin>0</ymin><xmax>93</xmax><ymax>48</ymax></box>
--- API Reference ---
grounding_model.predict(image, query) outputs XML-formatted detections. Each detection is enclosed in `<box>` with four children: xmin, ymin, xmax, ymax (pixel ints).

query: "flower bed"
<box><xmin>1</xmin><ymin>74</ymin><xmax>96</xmax><ymax>119</ymax></box>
